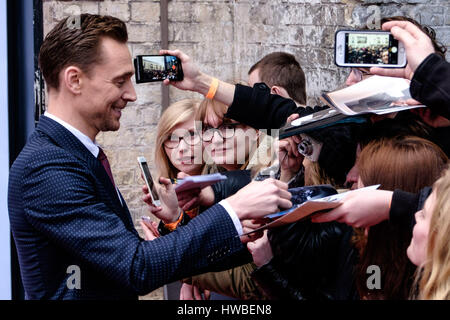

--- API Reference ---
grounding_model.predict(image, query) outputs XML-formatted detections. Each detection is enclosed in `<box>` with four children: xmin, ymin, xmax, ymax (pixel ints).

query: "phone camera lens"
<box><xmin>298</xmin><ymin>140</ymin><xmax>313</xmax><ymax>156</ymax></box>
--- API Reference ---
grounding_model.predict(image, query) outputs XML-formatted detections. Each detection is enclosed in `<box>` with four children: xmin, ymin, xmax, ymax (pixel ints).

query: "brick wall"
<box><xmin>42</xmin><ymin>0</ymin><xmax>450</xmax><ymax>300</ymax></box>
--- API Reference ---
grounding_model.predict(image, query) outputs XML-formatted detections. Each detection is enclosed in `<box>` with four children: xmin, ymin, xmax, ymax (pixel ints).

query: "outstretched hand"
<box><xmin>227</xmin><ymin>178</ymin><xmax>292</xmax><ymax>221</ymax></box>
<box><xmin>176</xmin><ymin>172</ymin><xmax>215</xmax><ymax>211</ymax></box>
<box><xmin>311</xmin><ymin>189</ymin><xmax>393</xmax><ymax>228</ymax></box>
<box><xmin>160</xmin><ymin>49</ymin><xmax>204</xmax><ymax>92</ymax></box>
<box><xmin>140</xmin><ymin>220</ymin><xmax>159</xmax><ymax>241</ymax></box>
<box><xmin>142</xmin><ymin>177</ymin><xmax>180</xmax><ymax>224</ymax></box>
<box><xmin>239</xmin><ymin>219</ymin><xmax>266</xmax><ymax>244</ymax></box>
<box><xmin>370</xmin><ymin>21</ymin><xmax>435</xmax><ymax>80</ymax></box>
<box><xmin>277</xmin><ymin>135</ymin><xmax>303</xmax><ymax>182</ymax></box>
<box><xmin>180</xmin><ymin>283</ymin><xmax>211</xmax><ymax>300</ymax></box>
<box><xmin>247</xmin><ymin>230</ymin><xmax>273</xmax><ymax>267</ymax></box>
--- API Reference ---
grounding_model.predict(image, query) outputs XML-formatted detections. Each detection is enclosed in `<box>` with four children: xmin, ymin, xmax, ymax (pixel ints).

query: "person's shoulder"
<box><xmin>18</xmin><ymin>138</ymin><xmax>83</xmax><ymax>176</ymax></box>
<box><xmin>26</xmin><ymin>136</ymin><xmax>74</xmax><ymax>161</ymax></box>
<box><xmin>10</xmin><ymin>142</ymin><xmax>82</xmax><ymax>194</ymax></box>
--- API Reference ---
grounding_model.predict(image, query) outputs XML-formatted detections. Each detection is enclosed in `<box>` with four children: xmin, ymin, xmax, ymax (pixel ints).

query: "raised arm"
<box><xmin>160</xmin><ymin>49</ymin><xmax>303</xmax><ymax>129</ymax></box>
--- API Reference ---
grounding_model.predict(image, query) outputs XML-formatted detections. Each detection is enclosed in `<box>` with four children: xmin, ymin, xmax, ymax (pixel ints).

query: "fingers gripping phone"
<box><xmin>335</xmin><ymin>30</ymin><xmax>406</xmax><ymax>68</ymax></box>
<box><xmin>137</xmin><ymin>156</ymin><xmax>161</xmax><ymax>206</ymax></box>
<box><xmin>134</xmin><ymin>55</ymin><xmax>184</xmax><ymax>83</ymax></box>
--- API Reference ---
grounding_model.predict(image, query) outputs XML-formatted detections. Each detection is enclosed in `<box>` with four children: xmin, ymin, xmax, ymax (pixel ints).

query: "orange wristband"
<box><xmin>205</xmin><ymin>78</ymin><xmax>219</xmax><ymax>99</ymax></box>
<box><xmin>164</xmin><ymin>210</ymin><xmax>184</xmax><ymax>231</ymax></box>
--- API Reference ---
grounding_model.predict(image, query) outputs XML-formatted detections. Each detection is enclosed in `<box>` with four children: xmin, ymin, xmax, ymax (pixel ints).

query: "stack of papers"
<box><xmin>242</xmin><ymin>185</ymin><xmax>380</xmax><ymax>235</ymax></box>
<box><xmin>321</xmin><ymin>76</ymin><xmax>425</xmax><ymax>116</ymax></box>
<box><xmin>279</xmin><ymin>76</ymin><xmax>425</xmax><ymax>139</ymax></box>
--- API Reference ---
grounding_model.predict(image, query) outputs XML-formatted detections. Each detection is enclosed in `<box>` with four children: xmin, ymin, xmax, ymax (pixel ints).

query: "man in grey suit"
<box><xmin>8</xmin><ymin>14</ymin><xmax>291</xmax><ymax>299</ymax></box>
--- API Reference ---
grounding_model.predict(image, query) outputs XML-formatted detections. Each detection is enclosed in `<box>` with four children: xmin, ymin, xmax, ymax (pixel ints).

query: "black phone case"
<box><xmin>134</xmin><ymin>55</ymin><xmax>184</xmax><ymax>83</ymax></box>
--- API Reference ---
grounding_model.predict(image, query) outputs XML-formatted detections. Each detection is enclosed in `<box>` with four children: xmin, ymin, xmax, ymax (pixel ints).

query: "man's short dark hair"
<box><xmin>248</xmin><ymin>52</ymin><xmax>307</xmax><ymax>105</ymax></box>
<box><xmin>39</xmin><ymin>14</ymin><xmax>128</xmax><ymax>90</ymax></box>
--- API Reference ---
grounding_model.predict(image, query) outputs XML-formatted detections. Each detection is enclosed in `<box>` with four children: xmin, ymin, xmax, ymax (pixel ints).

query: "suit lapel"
<box><xmin>117</xmin><ymin>189</ymin><xmax>139</xmax><ymax>235</ymax></box>
<box><xmin>36</xmin><ymin>116</ymin><xmax>134</xmax><ymax>229</ymax></box>
<box><xmin>87</xmin><ymin>155</ymin><xmax>125</xmax><ymax>211</ymax></box>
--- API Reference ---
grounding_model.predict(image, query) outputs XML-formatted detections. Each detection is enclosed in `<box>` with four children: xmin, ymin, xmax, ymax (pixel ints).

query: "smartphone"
<box><xmin>335</xmin><ymin>30</ymin><xmax>406</xmax><ymax>68</ymax></box>
<box><xmin>137</xmin><ymin>156</ymin><xmax>161</xmax><ymax>206</ymax></box>
<box><xmin>134</xmin><ymin>55</ymin><xmax>184</xmax><ymax>83</ymax></box>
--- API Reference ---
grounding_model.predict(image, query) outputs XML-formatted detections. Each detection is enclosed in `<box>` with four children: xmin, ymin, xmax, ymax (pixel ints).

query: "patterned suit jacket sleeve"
<box><xmin>21</xmin><ymin>147</ymin><xmax>247</xmax><ymax>295</ymax></box>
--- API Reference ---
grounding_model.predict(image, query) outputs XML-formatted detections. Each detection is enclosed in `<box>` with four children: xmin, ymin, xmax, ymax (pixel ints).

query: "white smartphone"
<box><xmin>137</xmin><ymin>156</ymin><xmax>160</xmax><ymax>206</ymax></box>
<box><xmin>335</xmin><ymin>30</ymin><xmax>406</xmax><ymax>68</ymax></box>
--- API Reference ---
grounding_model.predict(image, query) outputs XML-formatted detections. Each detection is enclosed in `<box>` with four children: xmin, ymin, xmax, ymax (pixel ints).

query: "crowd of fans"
<box><xmin>347</xmin><ymin>46</ymin><xmax>390</xmax><ymax>64</ymax></box>
<box><xmin>142</xmin><ymin>16</ymin><xmax>450</xmax><ymax>300</ymax></box>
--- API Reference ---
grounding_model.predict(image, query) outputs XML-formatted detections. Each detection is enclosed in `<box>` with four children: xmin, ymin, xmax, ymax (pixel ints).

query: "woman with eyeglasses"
<box><xmin>140</xmin><ymin>96</ymin><xmax>269</xmax><ymax>300</ymax></box>
<box><xmin>173</xmin><ymin>97</ymin><xmax>268</xmax><ymax>223</ymax></box>
<box><xmin>155</xmin><ymin>99</ymin><xmax>204</xmax><ymax>180</ymax></box>
<box><xmin>177</xmin><ymin>98</ymin><xmax>275</xmax><ymax>300</ymax></box>
<box><xmin>196</xmin><ymin>98</ymin><xmax>262</xmax><ymax>173</ymax></box>
<box><xmin>140</xmin><ymin>99</ymin><xmax>206</xmax><ymax>238</ymax></box>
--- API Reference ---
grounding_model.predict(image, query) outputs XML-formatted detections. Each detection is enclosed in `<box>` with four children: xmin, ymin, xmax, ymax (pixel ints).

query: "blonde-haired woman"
<box><xmin>140</xmin><ymin>99</ymin><xmax>205</xmax><ymax>237</ymax></box>
<box><xmin>408</xmin><ymin>166</ymin><xmax>450</xmax><ymax>300</ymax></box>
<box><xmin>155</xmin><ymin>99</ymin><xmax>204</xmax><ymax>180</ymax></box>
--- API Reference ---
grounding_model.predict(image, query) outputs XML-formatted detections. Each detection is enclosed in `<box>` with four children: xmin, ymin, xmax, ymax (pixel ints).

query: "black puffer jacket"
<box><xmin>251</xmin><ymin>220</ymin><xmax>358</xmax><ymax>300</ymax></box>
<box><xmin>410</xmin><ymin>53</ymin><xmax>450</xmax><ymax>120</ymax></box>
<box><xmin>211</xmin><ymin>170</ymin><xmax>252</xmax><ymax>203</ymax></box>
<box><xmin>226</xmin><ymin>82</ymin><xmax>328</xmax><ymax>130</ymax></box>
<box><xmin>388</xmin><ymin>54</ymin><xmax>450</xmax><ymax>232</ymax></box>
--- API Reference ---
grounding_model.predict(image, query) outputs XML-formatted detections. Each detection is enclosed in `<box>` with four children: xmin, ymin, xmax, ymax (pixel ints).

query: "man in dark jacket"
<box><xmin>8</xmin><ymin>14</ymin><xmax>293</xmax><ymax>300</ymax></box>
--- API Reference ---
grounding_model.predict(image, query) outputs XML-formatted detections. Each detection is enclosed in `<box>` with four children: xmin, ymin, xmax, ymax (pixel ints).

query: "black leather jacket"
<box><xmin>251</xmin><ymin>220</ymin><xmax>358</xmax><ymax>300</ymax></box>
<box><xmin>160</xmin><ymin>170</ymin><xmax>359</xmax><ymax>300</ymax></box>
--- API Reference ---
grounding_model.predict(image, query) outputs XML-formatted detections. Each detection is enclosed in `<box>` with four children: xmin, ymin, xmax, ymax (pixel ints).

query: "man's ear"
<box><xmin>270</xmin><ymin>85</ymin><xmax>289</xmax><ymax>99</ymax></box>
<box><xmin>63</xmin><ymin>66</ymin><xmax>83</xmax><ymax>95</ymax></box>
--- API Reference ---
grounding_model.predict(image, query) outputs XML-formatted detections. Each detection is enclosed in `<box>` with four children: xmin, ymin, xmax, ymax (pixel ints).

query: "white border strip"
<box><xmin>0</xmin><ymin>0</ymin><xmax>11</xmax><ymax>300</ymax></box>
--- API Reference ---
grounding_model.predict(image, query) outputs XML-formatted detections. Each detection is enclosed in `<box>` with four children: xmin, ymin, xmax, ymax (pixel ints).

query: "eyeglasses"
<box><xmin>201</xmin><ymin>123</ymin><xmax>241</xmax><ymax>142</ymax></box>
<box><xmin>351</xmin><ymin>67</ymin><xmax>372</xmax><ymax>82</ymax></box>
<box><xmin>163</xmin><ymin>130</ymin><xmax>201</xmax><ymax>149</ymax></box>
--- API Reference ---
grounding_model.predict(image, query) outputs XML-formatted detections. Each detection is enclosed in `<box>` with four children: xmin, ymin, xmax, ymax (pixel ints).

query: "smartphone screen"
<box><xmin>134</xmin><ymin>55</ymin><xmax>183</xmax><ymax>83</ymax></box>
<box><xmin>335</xmin><ymin>30</ymin><xmax>406</xmax><ymax>68</ymax></box>
<box><xmin>137</xmin><ymin>157</ymin><xmax>160</xmax><ymax>204</ymax></box>
<box><xmin>345</xmin><ymin>33</ymin><xmax>398</xmax><ymax>65</ymax></box>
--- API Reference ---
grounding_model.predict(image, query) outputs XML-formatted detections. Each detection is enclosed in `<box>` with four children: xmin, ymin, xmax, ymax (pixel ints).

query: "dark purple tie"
<box><xmin>97</xmin><ymin>148</ymin><xmax>116</xmax><ymax>187</ymax></box>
